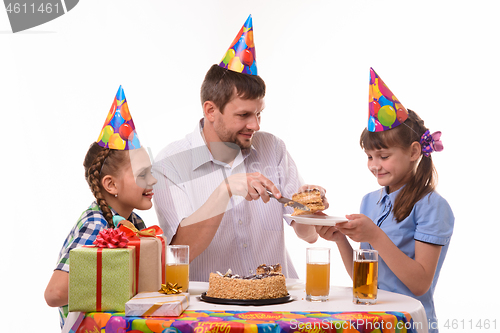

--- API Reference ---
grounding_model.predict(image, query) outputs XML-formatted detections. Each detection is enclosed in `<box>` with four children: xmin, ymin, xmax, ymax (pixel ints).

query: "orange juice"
<box><xmin>306</xmin><ymin>262</ymin><xmax>330</xmax><ymax>296</ymax></box>
<box><xmin>353</xmin><ymin>260</ymin><xmax>378</xmax><ymax>302</ymax></box>
<box><xmin>165</xmin><ymin>263</ymin><xmax>189</xmax><ymax>292</ymax></box>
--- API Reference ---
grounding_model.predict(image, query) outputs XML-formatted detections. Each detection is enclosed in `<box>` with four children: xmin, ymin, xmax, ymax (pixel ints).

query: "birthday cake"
<box><xmin>291</xmin><ymin>189</ymin><xmax>325</xmax><ymax>216</ymax></box>
<box><xmin>206</xmin><ymin>264</ymin><xmax>288</xmax><ymax>300</ymax></box>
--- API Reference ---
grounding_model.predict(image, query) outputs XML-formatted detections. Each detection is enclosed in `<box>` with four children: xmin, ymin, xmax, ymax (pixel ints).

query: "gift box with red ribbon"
<box><xmin>118</xmin><ymin>221</ymin><xmax>167</xmax><ymax>292</ymax></box>
<box><xmin>69</xmin><ymin>244</ymin><xmax>136</xmax><ymax>312</ymax></box>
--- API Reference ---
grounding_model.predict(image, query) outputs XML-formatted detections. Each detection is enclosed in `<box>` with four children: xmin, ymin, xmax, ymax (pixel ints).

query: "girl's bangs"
<box><xmin>360</xmin><ymin>127</ymin><xmax>402</xmax><ymax>151</ymax></box>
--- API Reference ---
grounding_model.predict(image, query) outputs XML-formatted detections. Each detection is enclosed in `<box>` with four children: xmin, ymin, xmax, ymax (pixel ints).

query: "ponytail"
<box><xmin>393</xmin><ymin>149</ymin><xmax>437</xmax><ymax>221</ymax></box>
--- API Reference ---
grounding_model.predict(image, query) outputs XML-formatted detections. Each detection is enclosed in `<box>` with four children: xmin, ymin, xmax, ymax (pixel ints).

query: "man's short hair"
<box><xmin>200</xmin><ymin>64</ymin><xmax>266</xmax><ymax>113</ymax></box>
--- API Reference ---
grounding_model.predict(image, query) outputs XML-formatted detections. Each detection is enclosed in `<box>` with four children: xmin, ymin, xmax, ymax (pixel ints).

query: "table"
<box><xmin>67</xmin><ymin>282</ymin><xmax>428</xmax><ymax>333</ymax></box>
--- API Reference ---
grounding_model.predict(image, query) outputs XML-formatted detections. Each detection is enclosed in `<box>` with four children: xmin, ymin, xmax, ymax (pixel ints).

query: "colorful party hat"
<box><xmin>97</xmin><ymin>86</ymin><xmax>141</xmax><ymax>150</ymax></box>
<box><xmin>219</xmin><ymin>14</ymin><xmax>258</xmax><ymax>75</ymax></box>
<box><xmin>368</xmin><ymin>68</ymin><xmax>409</xmax><ymax>132</ymax></box>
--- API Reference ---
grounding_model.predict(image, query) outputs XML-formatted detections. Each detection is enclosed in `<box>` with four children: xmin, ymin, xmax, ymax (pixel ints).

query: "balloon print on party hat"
<box><xmin>219</xmin><ymin>14</ymin><xmax>258</xmax><ymax>75</ymax></box>
<box><xmin>368</xmin><ymin>68</ymin><xmax>409</xmax><ymax>132</ymax></box>
<box><xmin>97</xmin><ymin>86</ymin><xmax>141</xmax><ymax>150</ymax></box>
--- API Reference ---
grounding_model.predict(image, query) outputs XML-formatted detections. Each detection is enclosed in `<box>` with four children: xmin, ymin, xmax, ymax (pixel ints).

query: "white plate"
<box><xmin>188</xmin><ymin>281</ymin><xmax>209</xmax><ymax>295</ymax></box>
<box><xmin>284</xmin><ymin>214</ymin><xmax>348</xmax><ymax>226</ymax></box>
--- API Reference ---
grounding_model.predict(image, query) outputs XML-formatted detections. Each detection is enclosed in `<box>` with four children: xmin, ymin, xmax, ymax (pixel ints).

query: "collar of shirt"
<box><xmin>92</xmin><ymin>201</ymin><xmax>145</xmax><ymax>230</ymax></box>
<box><xmin>377</xmin><ymin>186</ymin><xmax>404</xmax><ymax>204</ymax></box>
<box><xmin>376</xmin><ymin>186</ymin><xmax>403</xmax><ymax>226</ymax></box>
<box><xmin>192</xmin><ymin>118</ymin><xmax>256</xmax><ymax>171</ymax></box>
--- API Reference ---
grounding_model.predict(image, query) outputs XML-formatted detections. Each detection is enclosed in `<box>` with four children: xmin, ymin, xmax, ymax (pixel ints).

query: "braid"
<box><xmin>85</xmin><ymin>145</ymin><xmax>115</xmax><ymax>228</ymax></box>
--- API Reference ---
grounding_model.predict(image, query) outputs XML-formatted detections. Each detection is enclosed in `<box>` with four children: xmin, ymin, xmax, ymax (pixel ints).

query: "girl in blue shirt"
<box><xmin>317</xmin><ymin>69</ymin><xmax>454</xmax><ymax>333</ymax></box>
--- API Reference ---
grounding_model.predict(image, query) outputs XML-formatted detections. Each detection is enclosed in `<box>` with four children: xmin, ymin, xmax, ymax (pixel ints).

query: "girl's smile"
<box><xmin>106</xmin><ymin>147</ymin><xmax>157</xmax><ymax>218</ymax></box>
<box><xmin>142</xmin><ymin>190</ymin><xmax>154</xmax><ymax>199</ymax></box>
<box><xmin>365</xmin><ymin>146</ymin><xmax>419</xmax><ymax>193</ymax></box>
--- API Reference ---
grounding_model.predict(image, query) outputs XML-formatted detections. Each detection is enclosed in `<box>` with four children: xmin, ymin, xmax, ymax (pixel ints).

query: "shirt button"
<box><xmin>243</xmin><ymin>243</ymin><xmax>247</xmax><ymax>248</ymax></box>
<box><xmin>249</xmin><ymin>269</ymin><xmax>253</xmax><ymax>274</ymax></box>
<box><xmin>238</xmin><ymin>220</ymin><xmax>243</xmax><ymax>225</ymax></box>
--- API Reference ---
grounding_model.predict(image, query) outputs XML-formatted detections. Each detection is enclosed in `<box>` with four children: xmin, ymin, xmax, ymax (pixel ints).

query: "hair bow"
<box><xmin>420</xmin><ymin>130</ymin><xmax>444</xmax><ymax>157</ymax></box>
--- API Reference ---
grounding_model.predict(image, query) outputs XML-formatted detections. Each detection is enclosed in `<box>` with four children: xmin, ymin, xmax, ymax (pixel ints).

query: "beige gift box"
<box><xmin>118</xmin><ymin>221</ymin><xmax>167</xmax><ymax>293</ymax></box>
<box><xmin>128</xmin><ymin>235</ymin><xmax>166</xmax><ymax>292</ymax></box>
<box><xmin>125</xmin><ymin>292</ymin><xmax>189</xmax><ymax>317</ymax></box>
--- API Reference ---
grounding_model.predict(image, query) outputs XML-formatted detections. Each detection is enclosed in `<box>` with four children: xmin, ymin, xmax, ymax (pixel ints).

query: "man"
<box><xmin>153</xmin><ymin>15</ymin><xmax>327</xmax><ymax>281</ymax></box>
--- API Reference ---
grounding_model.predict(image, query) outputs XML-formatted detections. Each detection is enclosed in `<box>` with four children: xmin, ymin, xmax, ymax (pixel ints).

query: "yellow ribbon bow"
<box><xmin>159</xmin><ymin>282</ymin><xmax>183</xmax><ymax>294</ymax></box>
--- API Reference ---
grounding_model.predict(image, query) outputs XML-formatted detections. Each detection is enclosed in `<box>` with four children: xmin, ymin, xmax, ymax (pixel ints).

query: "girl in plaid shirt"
<box><xmin>44</xmin><ymin>87</ymin><xmax>157</xmax><ymax>328</ymax></box>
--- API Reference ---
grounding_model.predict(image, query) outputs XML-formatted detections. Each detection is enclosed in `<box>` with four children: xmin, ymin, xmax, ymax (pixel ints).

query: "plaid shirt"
<box><xmin>55</xmin><ymin>201</ymin><xmax>145</xmax><ymax>328</ymax></box>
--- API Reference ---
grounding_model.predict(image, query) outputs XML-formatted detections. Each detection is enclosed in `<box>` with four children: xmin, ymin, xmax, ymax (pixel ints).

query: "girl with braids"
<box><xmin>44</xmin><ymin>87</ymin><xmax>157</xmax><ymax>328</ymax></box>
<box><xmin>317</xmin><ymin>69</ymin><xmax>454</xmax><ymax>333</ymax></box>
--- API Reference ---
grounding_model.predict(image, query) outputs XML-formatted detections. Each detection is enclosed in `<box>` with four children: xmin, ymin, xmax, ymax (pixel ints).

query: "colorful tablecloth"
<box><xmin>71</xmin><ymin>310</ymin><xmax>420</xmax><ymax>333</ymax></box>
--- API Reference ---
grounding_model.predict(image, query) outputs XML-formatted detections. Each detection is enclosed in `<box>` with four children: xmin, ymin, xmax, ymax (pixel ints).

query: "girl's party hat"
<box><xmin>219</xmin><ymin>14</ymin><xmax>257</xmax><ymax>75</ymax></box>
<box><xmin>368</xmin><ymin>68</ymin><xmax>409</xmax><ymax>132</ymax></box>
<box><xmin>97</xmin><ymin>86</ymin><xmax>141</xmax><ymax>150</ymax></box>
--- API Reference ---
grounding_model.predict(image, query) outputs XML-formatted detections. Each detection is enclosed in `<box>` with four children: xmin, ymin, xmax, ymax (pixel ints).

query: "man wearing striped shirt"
<box><xmin>153</xmin><ymin>64</ymin><xmax>327</xmax><ymax>282</ymax></box>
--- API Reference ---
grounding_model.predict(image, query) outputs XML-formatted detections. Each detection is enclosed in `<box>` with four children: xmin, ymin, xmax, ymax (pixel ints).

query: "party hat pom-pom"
<box><xmin>93</xmin><ymin>228</ymin><xmax>129</xmax><ymax>248</ymax></box>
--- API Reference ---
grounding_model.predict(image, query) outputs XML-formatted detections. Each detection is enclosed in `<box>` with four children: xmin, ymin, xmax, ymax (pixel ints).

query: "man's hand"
<box><xmin>225</xmin><ymin>172</ymin><xmax>280</xmax><ymax>203</ymax></box>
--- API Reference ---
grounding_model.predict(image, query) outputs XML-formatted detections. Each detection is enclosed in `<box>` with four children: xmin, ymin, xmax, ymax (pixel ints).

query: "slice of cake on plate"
<box><xmin>291</xmin><ymin>189</ymin><xmax>325</xmax><ymax>216</ymax></box>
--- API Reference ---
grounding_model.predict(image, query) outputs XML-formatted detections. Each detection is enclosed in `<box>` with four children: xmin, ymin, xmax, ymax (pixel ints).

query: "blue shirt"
<box><xmin>360</xmin><ymin>187</ymin><xmax>454</xmax><ymax>333</ymax></box>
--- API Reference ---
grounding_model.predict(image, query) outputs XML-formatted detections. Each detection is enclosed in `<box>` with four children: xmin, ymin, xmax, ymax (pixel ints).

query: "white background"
<box><xmin>1</xmin><ymin>1</ymin><xmax>499</xmax><ymax>332</ymax></box>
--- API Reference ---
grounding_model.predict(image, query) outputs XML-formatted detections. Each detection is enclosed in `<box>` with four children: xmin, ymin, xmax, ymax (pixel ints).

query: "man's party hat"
<box><xmin>368</xmin><ymin>68</ymin><xmax>409</xmax><ymax>132</ymax></box>
<box><xmin>97</xmin><ymin>86</ymin><xmax>141</xmax><ymax>150</ymax></box>
<box><xmin>219</xmin><ymin>14</ymin><xmax>258</xmax><ymax>75</ymax></box>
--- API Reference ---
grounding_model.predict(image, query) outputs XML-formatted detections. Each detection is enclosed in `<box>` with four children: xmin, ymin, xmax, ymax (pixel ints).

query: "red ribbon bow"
<box><xmin>118</xmin><ymin>220</ymin><xmax>163</xmax><ymax>238</ymax></box>
<box><xmin>93</xmin><ymin>228</ymin><xmax>129</xmax><ymax>248</ymax></box>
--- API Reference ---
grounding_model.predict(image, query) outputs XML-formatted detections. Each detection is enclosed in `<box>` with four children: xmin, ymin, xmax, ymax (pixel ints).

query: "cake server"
<box><xmin>266</xmin><ymin>190</ymin><xmax>311</xmax><ymax>211</ymax></box>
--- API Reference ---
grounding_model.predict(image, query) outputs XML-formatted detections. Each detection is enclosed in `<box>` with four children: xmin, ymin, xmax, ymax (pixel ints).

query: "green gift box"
<box><xmin>69</xmin><ymin>246</ymin><xmax>136</xmax><ymax>312</ymax></box>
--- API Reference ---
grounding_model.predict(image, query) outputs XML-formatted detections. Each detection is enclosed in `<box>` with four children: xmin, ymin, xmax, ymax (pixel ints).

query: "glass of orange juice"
<box><xmin>353</xmin><ymin>249</ymin><xmax>378</xmax><ymax>304</ymax></box>
<box><xmin>306</xmin><ymin>247</ymin><xmax>330</xmax><ymax>302</ymax></box>
<box><xmin>166</xmin><ymin>245</ymin><xmax>189</xmax><ymax>292</ymax></box>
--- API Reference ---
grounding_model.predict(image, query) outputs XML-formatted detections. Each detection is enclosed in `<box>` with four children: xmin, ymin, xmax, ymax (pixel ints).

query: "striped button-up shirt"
<box><xmin>153</xmin><ymin>119</ymin><xmax>303</xmax><ymax>282</ymax></box>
